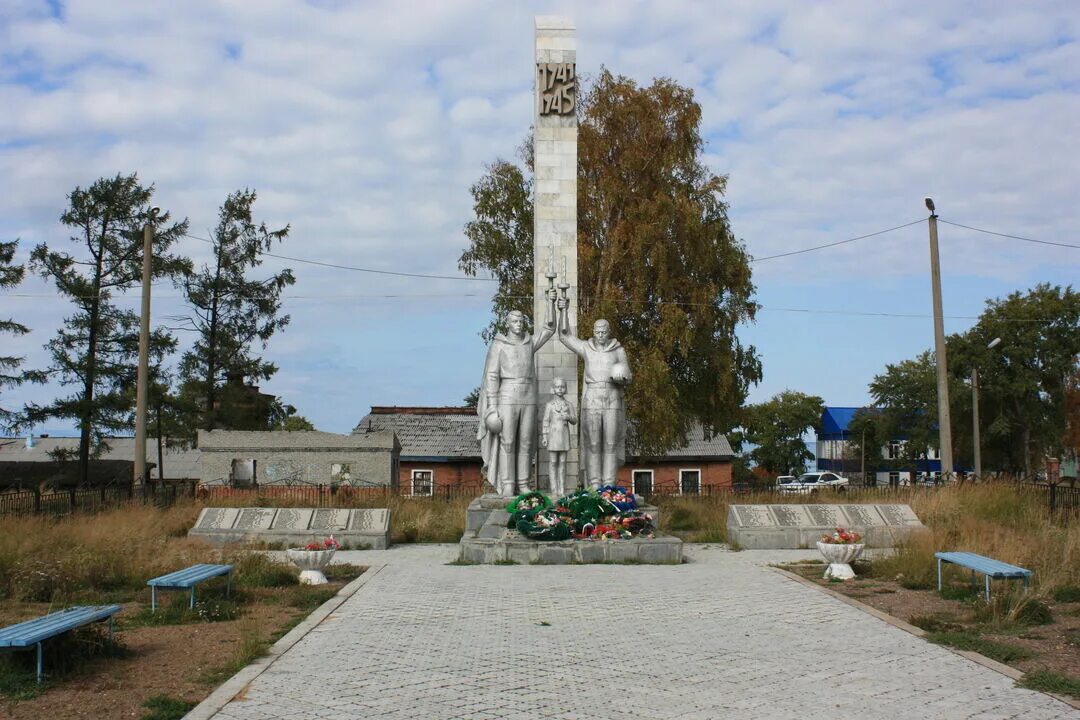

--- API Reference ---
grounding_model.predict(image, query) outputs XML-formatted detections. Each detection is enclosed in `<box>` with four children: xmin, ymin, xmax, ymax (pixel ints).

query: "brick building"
<box><xmin>353</xmin><ymin>407</ymin><xmax>734</xmax><ymax>497</ymax></box>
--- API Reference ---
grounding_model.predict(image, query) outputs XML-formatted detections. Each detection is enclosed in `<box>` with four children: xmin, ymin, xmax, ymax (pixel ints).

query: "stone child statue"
<box><xmin>477</xmin><ymin>308</ymin><xmax>555</xmax><ymax>496</ymax></box>
<box><xmin>556</xmin><ymin>299</ymin><xmax>632</xmax><ymax>489</ymax></box>
<box><xmin>542</xmin><ymin>377</ymin><xmax>577</xmax><ymax>498</ymax></box>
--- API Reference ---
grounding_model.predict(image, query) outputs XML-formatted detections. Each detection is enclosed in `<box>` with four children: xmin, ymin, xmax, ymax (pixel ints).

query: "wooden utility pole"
<box><xmin>925</xmin><ymin>198</ymin><xmax>954</xmax><ymax>481</ymax></box>
<box><xmin>134</xmin><ymin>210</ymin><xmax>157</xmax><ymax>485</ymax></box>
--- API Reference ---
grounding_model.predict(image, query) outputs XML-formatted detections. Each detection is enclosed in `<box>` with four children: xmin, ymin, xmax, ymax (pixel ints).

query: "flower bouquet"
<box><xmin>505</xmin><ymin>491</ymin><xmax>553</xmax><ymax>528</ymax></box>
<box><xmin>286</xmin><ymin>535</ymin><xmax>340</xmax><ymax>585</ymax></box>
<box><xmin>516</xmin><ymin>508</ymin><xmax>573</xmax><ymax>541</ymax></box>
<box><xmin>816</xmin><ymin>527</ymin><xmax>864</xmax><ymax>580</ymax></box>
<box><xmin>598</xmin><ymin>485</ymin><xmax>637</xmax><ymax>512</ymax></box>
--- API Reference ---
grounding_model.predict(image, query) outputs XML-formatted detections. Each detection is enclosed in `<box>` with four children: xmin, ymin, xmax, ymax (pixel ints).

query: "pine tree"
<box><xmin>0</xmin><ymin>239</ymin><xmax>44</xmax><ymax>429</ymax></box>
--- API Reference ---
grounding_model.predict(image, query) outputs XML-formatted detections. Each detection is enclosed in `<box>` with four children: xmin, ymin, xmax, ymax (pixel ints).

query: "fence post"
<box><xmin>34</xmin><ymin>487</ymin><xmax>41</xmax><ymax>514</ymax></box>
<box><xmin>1049</xmin><ymin>483</ymin><xmax>1057</xmax><ymax>513</ymax></box>
<box><xmin>68</xmin><ymin>487</ymin><xmax>77</xmax><ymax>513</ymax></box>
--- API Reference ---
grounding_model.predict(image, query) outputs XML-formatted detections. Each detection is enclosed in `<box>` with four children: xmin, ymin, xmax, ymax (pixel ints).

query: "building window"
<box><xmin>888</xmin><ymin>471</ymin><xmax>900</xmax><ymax>487</ymax></box>
<box><xmin>887</xmin><ymin>441</ymin><xmax>902</xmax><ymax>460</ymax></box>
<box><xmin>632</xmin><ymin>470</ymin><xmax>654</xmax><ymax>496</ymax></box>
<box><xmin>411</xmin><ymin>469</ymin><xmax>434</xmax><ymax>497</ymax></box>
<box><xmin>230</xmin><ymin>459</ymin><xmax>256</xmax><ymax>487</ymax></box>
<box><xmin>679</xmin><ymin>469</ymin><xmax>701</xmax><ymax>495</ymax></box>
<box><xmin>331</xmin><ymin>463</ymin><xmax>352</xmax><ymax>486</ymax></box>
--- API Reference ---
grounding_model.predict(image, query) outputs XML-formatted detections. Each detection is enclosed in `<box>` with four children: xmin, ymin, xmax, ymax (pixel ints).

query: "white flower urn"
<box><xmin>286</xmin><ymin>548</ymin><xmax>336</xmax><ymax>585</ymax></box>
<box><xmin>816</xmin><ymin>541</ymin><xmax>864</xmax><ymax>580</ymax></box>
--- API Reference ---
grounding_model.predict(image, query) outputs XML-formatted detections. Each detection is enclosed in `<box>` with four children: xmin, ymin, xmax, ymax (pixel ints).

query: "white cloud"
<box><xmin>1</xmin><ymin>0</ymin><xmax>1077</xmax><ymax>433</ymax></box>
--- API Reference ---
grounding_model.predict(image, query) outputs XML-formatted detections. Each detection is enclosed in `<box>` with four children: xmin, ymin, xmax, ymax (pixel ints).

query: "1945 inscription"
<box><xmin>538</xmin><ymin>63</ymin><xmax>576</xmax><ymax>115</ymax></box>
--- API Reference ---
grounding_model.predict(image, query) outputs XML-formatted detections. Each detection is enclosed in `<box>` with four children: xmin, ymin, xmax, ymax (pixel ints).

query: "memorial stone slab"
<box><xmin>188</xmin><ymin>507</ymin><xmax>390</xmax><ymax>549</ymax></box>
<box><xmin>841</xmin><ymin>505</ymin><xmax>886</xmax><ymax>527</ymax></box>
<box><xmin>769</xmin><ymin>505</ymin><xmax>812</xmax><ymax>527</ymax></box>
<box><xmin>195</xmin><ymin>507</ymin><xmax>240</xmax><ymax>530</ymax></box>
<box><xmin>727</xmin><ymin>503</ymin><xmax>924</xmax><ymax>549</ymax></box>
<box><xmin>805</xmin><ymin>505</ymin><xmax>845</xmax><ymax>528</ymax></box>
<box><xmin>877</xmin><ymin>504</ymin><xmax>922</xmax><ymax>526</ymax></box>
<box><xmin>236</xmin><ymin>508</ymin><xmax>277</xmax><ymax>530</ymax></box>
<box><xmin>349</xmin><ymin>509</ymin><xmax>389</xmax><ymax>532</ymax></box>
<box><xmin>734</xmin><ymin>505</ymin><xmax>774</xmax><ymax>528</ymax></box>
<box><xmin>311</xmin><ymin>508</ymin><xmax>351</xmax><ymax>532</ymax></box>
<box><xmin>271</xmin><ymin>508</ymin><xmax>314</xmax><ymax>531</ymax></box>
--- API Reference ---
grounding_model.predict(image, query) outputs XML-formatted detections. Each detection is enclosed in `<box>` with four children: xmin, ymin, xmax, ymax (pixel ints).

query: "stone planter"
<box><xmin>286</xmin><ymin>548</ymin><xmax>336</xmax><ymax>585</ymax></box>
<box><xmin>816</xmin><ymin>541</ymin><xmax>864</xmax><ymax>580</ymax></box>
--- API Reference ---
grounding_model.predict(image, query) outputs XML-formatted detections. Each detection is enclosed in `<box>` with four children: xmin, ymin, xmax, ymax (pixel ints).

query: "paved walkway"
<box><xmin>205</xmin><ymin>545</ymin><xmax>1079</xmax><ymax>719</ymax></box>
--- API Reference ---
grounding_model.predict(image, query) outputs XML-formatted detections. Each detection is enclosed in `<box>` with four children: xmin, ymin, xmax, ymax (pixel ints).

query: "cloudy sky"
<box><xmin>2</xmin><ymin>0</ymin><xmax>1078</xmax><ymax>437</ymax></box>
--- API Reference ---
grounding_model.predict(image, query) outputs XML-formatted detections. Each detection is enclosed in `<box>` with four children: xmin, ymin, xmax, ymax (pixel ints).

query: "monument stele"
<box><xmin>533</xmin><ymin>16</ymin><xmax>579</xmax><ymax>491</ymax></box>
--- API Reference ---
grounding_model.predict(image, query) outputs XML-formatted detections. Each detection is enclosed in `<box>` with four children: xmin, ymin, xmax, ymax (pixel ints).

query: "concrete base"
<box><xmin>459</xmin><ymin>494</ymin><xmax>680</xmax><ymax>564</ymax></box>
<box><xmin>726</xmin><ymin>525</ymin><xmax>916</xmax><ymax>550</ymax></box>
<box><xmin>188</xmin><ymin>529</ymin><xmax>387</xmax><ymax>550</ymax></box>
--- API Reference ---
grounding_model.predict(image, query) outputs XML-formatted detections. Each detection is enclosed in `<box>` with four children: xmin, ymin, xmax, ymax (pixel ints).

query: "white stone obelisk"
<box><xmin>533</xmin><ymin>16</ymin><xmax>579</xmax><ymax>491</ymax></box>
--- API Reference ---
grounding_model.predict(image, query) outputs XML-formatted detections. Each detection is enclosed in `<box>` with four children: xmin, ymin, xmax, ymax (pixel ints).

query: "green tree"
<box><xmin>845</xmin><ymin>408</ymin><xmax>888</xmax><ymax>483</ymax></box>
<box><xmin>274</xmin><ymin>414</ymin><xmax>316</xmax><ymax>431</ymax></box>
<box><xmin>948</xmin><ymin>284</ymin><xmax>1080</xmax><ymax>475</ymax></box>
<box><xmin>0</xmin><ymin>239</ymin><xmax>45</xmax><ymax>429</ymax></box>
<box><xmin>743</xmin><ymin>391</ymin><xmax>824</xmax><ymax>476</ymax></box>
<box><xmin>28</xmin><ymin>174</ymin><xmax>190</xmax><ymax>483</ymax></box>
<box><xmin>868</xmin><ymin>351</ymin><xmax>940</xmax><ymax>468</ymax></box>
<box><xmin>177</xmin><ymin>189</ymin><xmax>293</xmax><ymax>433</ymax></box>
<box><xmin>459</xmin><ymin>69</ymin><xmax>761</xmax><ymax>452</ymax></box>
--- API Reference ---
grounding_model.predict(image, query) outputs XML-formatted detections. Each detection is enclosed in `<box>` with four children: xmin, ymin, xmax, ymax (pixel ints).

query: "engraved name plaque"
<box><xmin>196</xmin><ymin>508</ymin><xmax>240</xmax><ymax>530</ymax></box>
<box><xmin>842</xmin><ymin>505</ymin><xmax>885</xmax><ymax>527</ymax></box>
<box><xmin>235</xmin><ymin>508</ymin><xmax>277</xmax><ymax>531</ymax></box>
<box><xmin>733</xmin><ymin>505</ymin><xmax>774</xmax><ymax>528</ymax></box>
<box><xmin>349</xmin><ymin>509</ymin><xmax>389</xmax><ymax>531</ymax></box>
<box><xmin>769</xmin><ymin>505</ymin><xmax>812</xmax><ymax>527</ymax></box>
<box><xmin>877</xmin><ymin>504</ymin><xmax>920</xmax><ymax>526</ymax></box>
<box><xmin>538</xmin><ymin>63</ymin><xmax>576</xmax><ymax>115</ymax></box>
<box><xmin>311</xmin><ymin>509</ymin><xmax>351</xmax><ymax>531</ymax></box>
<box><xmin>271</xmin><ymin>508</ymin><xmax>313</xmax><ymax>531</ymax></box>
<box><xmin>805</xmin><ymin>505</ymin><xmax>844</xmax><ymax>527</ymax></box>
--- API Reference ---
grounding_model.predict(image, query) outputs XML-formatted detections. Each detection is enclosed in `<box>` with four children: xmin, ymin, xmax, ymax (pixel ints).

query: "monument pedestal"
<box><xmin>460</xmin><ymin>494</ymin><xmax>680</xmax><ymax>565</ymax></box>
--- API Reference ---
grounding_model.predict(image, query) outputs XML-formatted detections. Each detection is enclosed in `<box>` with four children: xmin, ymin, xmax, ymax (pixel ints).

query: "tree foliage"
<box><xmin>27</xmin><ymin>174</ymin><xmax>190</xmax><ymax>481</ymax></box>
<box><xmin>743</xmin><ymin>391</ymin><xmax>824</xmax><ymax>476</ymax></box>
<box><xmin>0</xmin><ymin>239</ymin><xmax>44</xmax><ymax>429</ymax></box>
<box><xmin>866</xmin><ymin>284</ymin><xmax>1080</xmax><ymax>475</ymax></box>
<box><xmin>459</xmin><ymin>68</ymin><xmax>761</xmax><ymax>452</ymax></box>
<box><xmin>177</xmin><ymin>189</ymin><xmax>293</xmax><ymax>433</ymax></box>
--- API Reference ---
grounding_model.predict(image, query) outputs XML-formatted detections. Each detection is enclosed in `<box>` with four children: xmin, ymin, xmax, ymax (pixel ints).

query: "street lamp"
<box><xmin>972</xmin><ymin>337</ymin><xmax>1002</xmax><ymax>480</ymax></box>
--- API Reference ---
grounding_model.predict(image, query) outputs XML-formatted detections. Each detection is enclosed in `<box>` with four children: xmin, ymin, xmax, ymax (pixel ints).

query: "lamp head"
<box><xmin>987</xmin><ymin>337</ymin><xmax>1002</xmax><ymax>349</ymax></box>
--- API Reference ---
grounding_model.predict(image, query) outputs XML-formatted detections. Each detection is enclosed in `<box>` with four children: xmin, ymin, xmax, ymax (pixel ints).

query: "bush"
<box><xmin>1052</xmin><ymin>585</ymin><xmax>1080</xmax><ymax>603</ymax></box>
<box><xmin>1016</xmin><ymin>669</ymin><xmax>1080</xmax><ymax>698</ymax></box>
<box><xmin>927</xmin><ymin>630</ymin><xmax>1034</xmax><ymax>663</ymax></box>
<box><xmin>909</xmin><ymin>614</ymin><xmax>963</xmax><ymax>633</ymax></box>
<box><xmin>128</xmin><ymin>593</ymin><xmax>242</xmax><ymax>627</ymax></box>
<box><xmin>231</xmin><ymin>553</ymin><xmax>297</xmax><ymax>588</ymax></box>
<box><xmin>141</xmin><ymin>695</ymin><xmax>197</xmax><ymax>720</ymax></box>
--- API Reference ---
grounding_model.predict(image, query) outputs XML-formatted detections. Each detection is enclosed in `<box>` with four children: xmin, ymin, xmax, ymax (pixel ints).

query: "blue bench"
<box><xmin>147</xmin><ymin>563</ymin><xmax>233</xmax><ymax>612</ymax></box>
<box><xmin>0</xmin><ymin>605</ymin><xmax>122</xmax><ymax>682</ymax></box>
<box><xmin>935</xmin><ymin>551</ymin><xmax>1032</xmax><ymax>601</ymax></box>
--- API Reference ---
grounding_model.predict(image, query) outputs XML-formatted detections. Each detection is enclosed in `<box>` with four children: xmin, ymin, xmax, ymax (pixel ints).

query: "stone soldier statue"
<box><xmin>542</xmin><ymin>376</ymin><xmax>577</xmax><ymax>498</ymax></box>
<box><xmin>556</xmin><ymin>299</ymin><xmax>631</xmax><ymax>489</ymax></box>
<box><xmin>477</xmin><ymin>306</ymin><xmax>555</xmax><ymax>496</ymax></box>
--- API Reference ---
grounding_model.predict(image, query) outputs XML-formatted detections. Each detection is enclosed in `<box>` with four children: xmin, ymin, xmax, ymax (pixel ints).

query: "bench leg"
<box><xmin>227</xmin><ymin>571</ymin><xmax>232</xmax><ymax>599</ymax></box>
<box><xmin>108</xmin><ymin>617</ymin><xmax>114</xmax><ymax>643</ymax></box>
<box><xmin>37</xmin><ymin>642</ymin><xmax>43</xmax><ymax>683</ymax></box>
<box><xmin>190</xmin><ymin>586</ymin><xmax>196</xmax><ymax>610</ymax></box>
<box><xmin>985</xmin><ymin>574</ymin><xmax>991</xmax><ymax>603</ymax></box>
<box><xmin>151</xmin><ymin>586</ymin><xmax>157</xmax><ymax>613</ymax></box>
<box><xmin>937</xmin><ymin>558</ymin><xmax>942</xmax><ymax>593</ymax></box>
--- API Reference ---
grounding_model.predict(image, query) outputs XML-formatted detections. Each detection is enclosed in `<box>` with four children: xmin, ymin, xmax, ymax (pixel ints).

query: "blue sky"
<box><xmin>1</xmin><ymin>0</ymin><xmax>1078</xmax><ymax>436</ymax></box>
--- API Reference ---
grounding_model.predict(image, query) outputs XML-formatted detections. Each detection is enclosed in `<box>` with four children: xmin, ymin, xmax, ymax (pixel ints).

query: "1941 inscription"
<box><xmin>733</xmin><ymin>506</ymin><xmax>773</xmax><ymax>528</ymax></box>
<box><xmin>538</xmin><ymin>63</ymin><xmax>575</xmax><ymax>115</ymax></box>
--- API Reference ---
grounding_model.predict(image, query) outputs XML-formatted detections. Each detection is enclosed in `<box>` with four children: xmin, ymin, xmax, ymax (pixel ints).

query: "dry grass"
<box><xmin>0</xmin><ymin>502</ymin><xmax>210</xmax><ymax>603</ymax></box>
<box><xmin>872</xmin><ymin>484</ymin><xmax>1080</xmax><ymax>599</ymax></box>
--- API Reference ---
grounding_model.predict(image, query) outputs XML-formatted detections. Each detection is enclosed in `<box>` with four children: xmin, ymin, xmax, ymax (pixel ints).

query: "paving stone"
<box><xmin>208</xmin><ymin>545</ymin><xmax>1079</xmax><ymax>720</ymax></box>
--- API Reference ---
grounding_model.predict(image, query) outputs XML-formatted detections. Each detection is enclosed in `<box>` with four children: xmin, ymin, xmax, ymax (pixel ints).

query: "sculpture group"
<box><xmin>477</xmin><ymin>276</ymin><xmax>632</xmax><ymax>497</ymax></box>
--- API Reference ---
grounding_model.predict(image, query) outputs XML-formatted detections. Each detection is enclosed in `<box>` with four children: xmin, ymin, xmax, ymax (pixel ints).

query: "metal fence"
<box><xmin>0</xmin><ymin>482</ymin><xmax>196</xmax><ymax>518</ymax></box>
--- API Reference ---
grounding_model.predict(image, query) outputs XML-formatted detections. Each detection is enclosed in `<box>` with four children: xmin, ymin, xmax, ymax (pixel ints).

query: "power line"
<box><xmin>749</xmin><ymin>219</ymin><xmax>925</xmax><ymax>262</ymax></box>
<box><xmin>938</xmin><ymin>218</ymin><xmax>1080</xmax><ymax>250</ymax></box>
<box><xmin>182</xmin><ymin>233</ymin><xmax>498</xmax><ymax>281</ymax></box>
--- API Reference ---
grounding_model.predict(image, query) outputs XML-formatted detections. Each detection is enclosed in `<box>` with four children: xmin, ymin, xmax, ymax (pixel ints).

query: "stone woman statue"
<box><xmin>542</xmin><ymin>377</ymin><xmax>577</xmax><ymax>497</ymax></box>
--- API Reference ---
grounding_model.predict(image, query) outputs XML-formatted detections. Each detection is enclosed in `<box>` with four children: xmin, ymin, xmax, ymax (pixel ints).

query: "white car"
<box><xmin>776</xmin><ymin>475</ymin><xmax>798</xmax><ymax>487</ymax></box>
<box><xmin>777</xmin><ymin>471</ymin><xmax>850</xmax><ymax>494</ymax></box>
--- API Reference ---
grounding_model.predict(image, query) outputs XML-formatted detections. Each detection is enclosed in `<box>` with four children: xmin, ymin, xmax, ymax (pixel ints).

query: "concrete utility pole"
<box><xmin>924</xmin><ymin>197</ymin><xmax>953</xmax><ymax>481</ymax></box>
<box><xmin>134</xmin><ymin>208</ymin><xmax>158</xmax><ymax>485</ymax></box>
<box><xmin>971</xmin><ymin>368</ymin><xmax>981</xmax><ymax>479</ymax></box>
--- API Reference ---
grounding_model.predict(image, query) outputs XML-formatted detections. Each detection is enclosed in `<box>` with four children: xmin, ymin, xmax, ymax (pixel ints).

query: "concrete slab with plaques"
<box><xmin>188</xmin><ymin>507</ymin><xmax>390</xmax><ymax>549</ymax></box>
<box><xmin>459</xmin><ymin>494</ymin><xmax>680</xmax><ymax>564</ymax></box>
<box><xmin>727</xmin><ymin>503</ymin><xmax>924</xmax><ymax>549</ymax></box>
